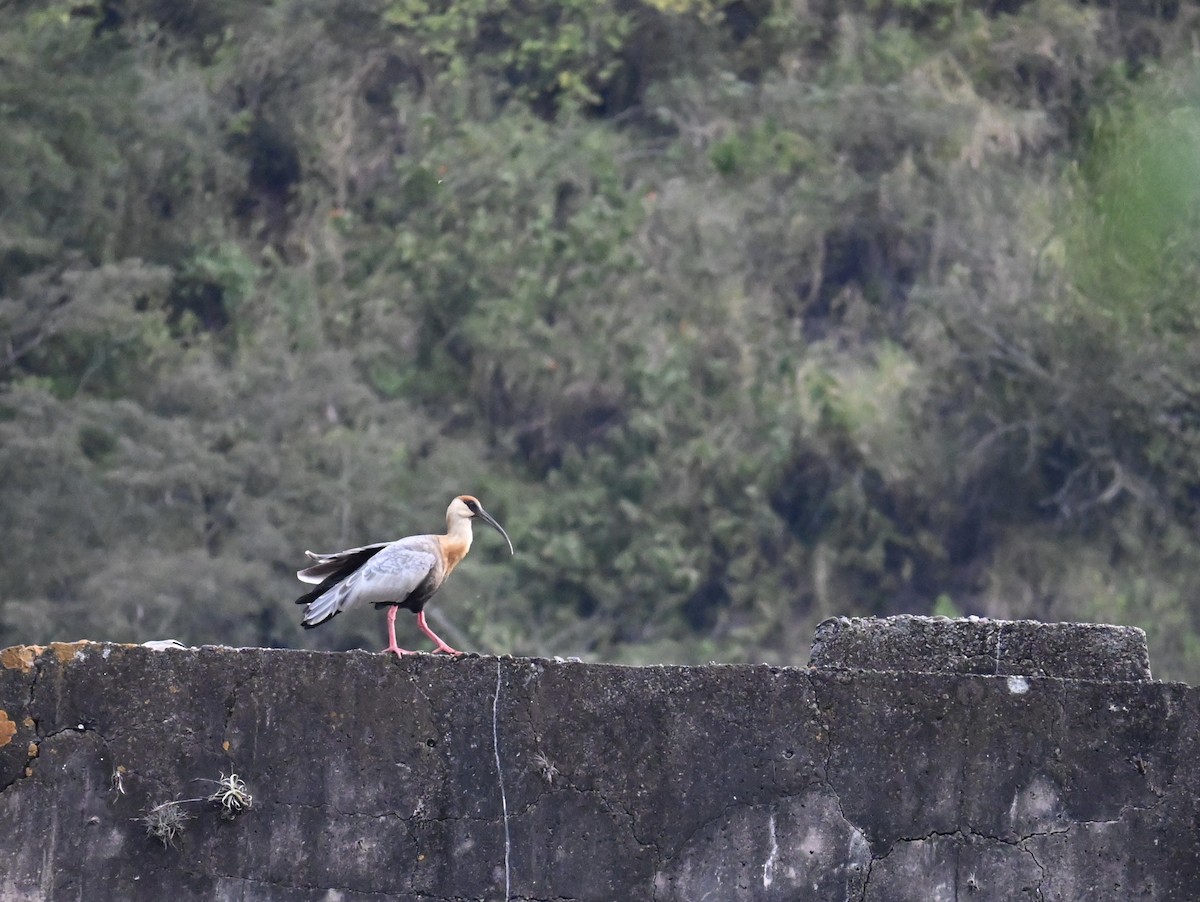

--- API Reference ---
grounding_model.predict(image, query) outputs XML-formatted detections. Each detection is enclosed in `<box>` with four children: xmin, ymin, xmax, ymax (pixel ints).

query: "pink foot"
<box><xmin>382</xmin><ymin>607</ymin><xmax>416</xmax><ymax>657</ymax></box>
<box><xmin>417</xmin><ymin>611</ymin><xmax>463</xmax><ymax>655</ymax></box>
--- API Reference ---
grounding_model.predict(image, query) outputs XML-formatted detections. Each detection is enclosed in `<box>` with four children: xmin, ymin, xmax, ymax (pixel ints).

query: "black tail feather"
<box><xmin>293</xmin><ymin>545</ymin><xmax>389</xmax><ymax>606</ymax></box>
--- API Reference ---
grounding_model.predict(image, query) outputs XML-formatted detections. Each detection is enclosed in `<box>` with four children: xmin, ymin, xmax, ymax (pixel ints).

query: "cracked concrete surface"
<box><xmin>1</xmin><ymin>618</ymin><xmax>1198</xmax><ymax>901</ymax></box>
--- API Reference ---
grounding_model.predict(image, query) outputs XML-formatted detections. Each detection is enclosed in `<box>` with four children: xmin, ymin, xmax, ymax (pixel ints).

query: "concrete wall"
<box><xmin>1</xmin><ymin>616</ymin><xmax>1196</xmax><ymax>900</ymax></box>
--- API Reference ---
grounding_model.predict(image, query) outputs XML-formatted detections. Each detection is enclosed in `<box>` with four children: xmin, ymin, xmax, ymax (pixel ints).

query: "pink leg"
<box><xmin>416</xmin><ymin>610</ymin><xmax>462</xmax><ymax>655</ymax></box>
<box><xmin>382</xmin><ymin>606</ymin><xmax>414</xmax><ymax>657</ymax></box>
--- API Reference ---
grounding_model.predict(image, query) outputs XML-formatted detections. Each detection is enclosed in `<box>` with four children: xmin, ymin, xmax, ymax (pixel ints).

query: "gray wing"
<box><xmin>300</xmin><ymin>538</ymin><xmax>438</xmax><ymax>626</ymax></box>
<box><xmin>297</xmin><ymin>542</ymin><xmax>392</xmax><ymax>584</ymax></box>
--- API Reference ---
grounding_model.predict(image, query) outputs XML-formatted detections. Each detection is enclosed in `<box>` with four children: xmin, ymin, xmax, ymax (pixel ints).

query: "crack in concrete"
<box><xmin>857</xmin><ymin>856</ymin><xmax>875</xmax><ymax>902</ymax></box>
<box><xmin>811</xmin><ymin>669</ymin><xmax>1142</xmax><ymax>902</ymax></box>
<box><xmin>864</xmin><ymin>820</ymin><xmax>1138</xmax><ymax>901</ymax></box>
<box><xmin>493</xmin><ymin>659</ymin><xmax>512</xmax><ymax>902</ymax></box>
<box><xmin>510</xmin><ymin>665</ymin><xmax>663</xmax><ymax>865</ymax></box>
<box><xmin>2</xmin><ymin>652</ymin><xmax>47</xmax><ymax>793</ymax></box>
<box><xmin>790</xmin><ymin>674</ymin><xmax>874</xmax><ymax>902</ymax></box>
<box><xmin>1018</xmin><ymin>838</ymin><xmax>1048</xmax><ymax>902</ymax></box>
<box><xmin>526</xmin><ymin>746</ymin><xmax>663</xmax><ymax>858</ymax></box>
<box><xmin>27</xmin><ymin>650</ymin><xmax>41</xmax><ymax>722</ymax></box>
<box><xmin>809</xmin><ymin>674</ymin><xmax>850</xmax><ymax>829</ymax></box>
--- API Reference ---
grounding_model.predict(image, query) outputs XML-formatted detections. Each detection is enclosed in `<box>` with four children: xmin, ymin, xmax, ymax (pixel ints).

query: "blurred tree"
<box><xmin>3</xmin><ymin>0</ymin><xmax>1200</xmax><ymax>681</ymax></box>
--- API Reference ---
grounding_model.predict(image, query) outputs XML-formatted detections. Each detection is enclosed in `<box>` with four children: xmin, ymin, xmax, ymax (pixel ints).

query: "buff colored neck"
<box><xmin>439</xmin><ymin>510</ymin><xmax>474</xmax><ymax>574</ymax></box>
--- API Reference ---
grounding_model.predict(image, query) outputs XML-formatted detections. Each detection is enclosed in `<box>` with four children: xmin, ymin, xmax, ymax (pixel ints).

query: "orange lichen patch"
<box><xmin>23</xmin><ymin>717</ymin><xmax>34</xmax><ymax>728</ymax></box>
<box><xmin>50</xmin><ymin>641</ymin><xmax>93</xmax><ymax>664</ymax></box>
<box><xmin>0</xmin><ymin>711</ymin><xmax>16</xmax><ymax>748</ymax></box>
<box><xmin>0</xmin><ymin>645</ymin><xmax>43</xmax><ymax>672</ymax></box>
<box><xmin>222</xmin><ymin>740</ymin><xmax>230</xmax><ymax>752</ymax></box>
<box><xmin>27</xmin><ymin>741</ymin><xmax>38</xmax><ymax>758</ymax></box>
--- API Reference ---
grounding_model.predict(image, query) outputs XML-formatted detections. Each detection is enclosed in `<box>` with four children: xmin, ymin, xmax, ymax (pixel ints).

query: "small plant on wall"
<box><xmin>137</xmin><ymin>771</ymin><xmax>255</xmax><ymax>848</ymax></box>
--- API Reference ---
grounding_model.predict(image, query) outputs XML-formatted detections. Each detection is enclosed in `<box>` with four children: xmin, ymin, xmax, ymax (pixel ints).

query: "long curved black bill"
<box><xmin>477</xmin><ymin>506</ymin><xmax>515</xmax><ymax>555</ymax></box>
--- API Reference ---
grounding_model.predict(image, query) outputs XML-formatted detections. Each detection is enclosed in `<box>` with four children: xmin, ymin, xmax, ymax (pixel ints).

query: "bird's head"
<box><xmin>448</xmin><ymin>495</ymin><xmax>515</xmax><ymax>555</ymax></box>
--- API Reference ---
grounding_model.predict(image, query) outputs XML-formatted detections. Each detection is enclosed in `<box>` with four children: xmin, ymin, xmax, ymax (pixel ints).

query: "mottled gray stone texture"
<box><xmin>810</xmin><ymin>615</ymin><xmax>1153</xmax><ymax>681</ymax></box>
<box><xmin>0</xmin><ymin>616</ymin><xmax>1196</xmax><ymax>901</ymax></box>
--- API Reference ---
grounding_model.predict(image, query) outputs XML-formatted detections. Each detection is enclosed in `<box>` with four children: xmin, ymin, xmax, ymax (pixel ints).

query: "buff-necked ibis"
<box><xmin>295</xmin><ymin>495</ymin><xmax>513</xmax><ymax>656</ymax></box>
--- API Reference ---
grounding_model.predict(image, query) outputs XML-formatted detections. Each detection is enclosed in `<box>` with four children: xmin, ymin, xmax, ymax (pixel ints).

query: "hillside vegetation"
<box><xmin>3</xmin><ymin>0</ymin><xmax>1200</xmax><ymax>679</ymax></box>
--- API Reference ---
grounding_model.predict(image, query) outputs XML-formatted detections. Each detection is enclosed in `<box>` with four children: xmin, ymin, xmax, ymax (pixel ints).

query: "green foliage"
<box><xmin>932</xmin><ymin>594</ymin><xmax>962</xmax><ymax>618</ymax></box>
<box><xmin>0</xmin><ymin>261</ymin><xmax>175</xmax><ymax>397</ymax></box>
<box><xmin>3</xmin><ymin>0</ymin><xmax>1200</xmax><ymax>681</ymax></box>
<box><xmin>1073</xmin><ymin>69</ymin><xmax>1200</xmax><ymax>341</ymax></box>
<box><xmin>0</xmin><ymin>9</ymin><xmax>138</xmax><ymax>284</ymax></box>
<box><xmin>384</xmin><ymin>0</ymin><xmax>634</xmax><ymax>113</ymax></box>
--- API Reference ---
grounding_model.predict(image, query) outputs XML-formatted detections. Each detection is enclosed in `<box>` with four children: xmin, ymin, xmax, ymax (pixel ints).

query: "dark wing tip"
<box><xmin>301</xmin><ymin>610</ymin><xmax>338</xmax><ymax>629</ymax></box>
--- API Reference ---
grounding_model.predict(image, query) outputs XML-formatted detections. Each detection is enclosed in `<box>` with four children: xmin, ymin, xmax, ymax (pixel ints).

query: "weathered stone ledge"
<box><xmin>810</xmin><ymin>614</ymin><xmax>1153</xmax><ymax>681</ymax></box>
<box><xmin>1</xmin><ymin>618</ymin><xmax>1196</xmax><ymax>900</ymax></box>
